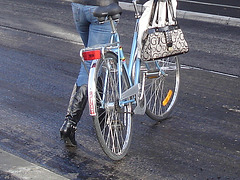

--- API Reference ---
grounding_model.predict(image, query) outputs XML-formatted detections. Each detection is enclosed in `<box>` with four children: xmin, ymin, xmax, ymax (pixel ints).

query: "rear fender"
<box><xmin>88</xmin><ymin>60</ymin><xmax>98</xmax><ymax>116</ymax></box>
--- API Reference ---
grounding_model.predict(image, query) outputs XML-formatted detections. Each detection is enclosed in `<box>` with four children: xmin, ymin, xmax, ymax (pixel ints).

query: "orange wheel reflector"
<box><xmin>147</xmin><ymin>76</ymin><xmax>158</xmax><ymax>79</ymax></box>
<box><xmin>83</xmin><ymin>50</ymin><xmax>101</xmax><ymax>61</ymax></box>
<box><xmin>162</xmin><ymin>90</ymin><xmax>173</xmax><ymax>106</ymax></box>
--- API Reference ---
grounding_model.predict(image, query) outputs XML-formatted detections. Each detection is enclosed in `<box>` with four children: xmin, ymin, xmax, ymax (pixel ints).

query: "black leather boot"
<box><xmin>60</xmin><ymin>84</ymin><xmax>88</xmax><ymax>147</ymax></box>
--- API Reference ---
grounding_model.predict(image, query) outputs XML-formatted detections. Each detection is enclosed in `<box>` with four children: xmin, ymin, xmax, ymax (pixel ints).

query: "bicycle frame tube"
<box><xmin>128</xmin><ymin>19</ymin><xmax>141</xmax><ymax>86</ymax></box>
<box><xmin>112</xmin><ymin>1</ymin><xmax>141</xmax><ymax>104</ymax></box>
<box><xmin>126</xmin><ymin>0</ymin><xmax>141</xmax><ymax>86</ymax></box>
<box><xmin>117</xmin><ymin>18</ymin><xmax>141</xmax><ymax>102</ymax></box>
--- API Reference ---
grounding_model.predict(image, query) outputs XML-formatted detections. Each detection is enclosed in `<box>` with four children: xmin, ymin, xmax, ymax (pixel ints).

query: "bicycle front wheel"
<box><xmin>92</xmin><ymin>52</ymin><xmax>132</xmax><ymax>160</ymax></box>
<box><xmin>144</xmin><ymin>56</ymin><xmax>180</xmax><ymax>121</ymax></box>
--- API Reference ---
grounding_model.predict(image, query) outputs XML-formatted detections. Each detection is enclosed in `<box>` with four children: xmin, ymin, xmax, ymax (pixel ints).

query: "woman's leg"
<box><xmin>60</xmin><ymin>4</ymin><xmax>113</xmax><ymax>146</ymax></box>
<box><xmin>60</xmin><ymin>3</ymin><xmax>91</xmax><ymax>146</ymax></box>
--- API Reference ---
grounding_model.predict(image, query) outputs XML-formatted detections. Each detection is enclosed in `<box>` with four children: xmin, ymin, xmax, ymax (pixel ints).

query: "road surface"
<box><xmin>0</xmin><ymin>0</ymin><xmax>239</xmax><ymax>179</ymax></box>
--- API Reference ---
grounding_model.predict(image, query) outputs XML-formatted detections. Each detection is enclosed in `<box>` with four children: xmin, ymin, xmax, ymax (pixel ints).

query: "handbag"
<box><xmin>141</xmin><ymin>0</ymin><xmax>189</xmax><ymax>61</ymax></box>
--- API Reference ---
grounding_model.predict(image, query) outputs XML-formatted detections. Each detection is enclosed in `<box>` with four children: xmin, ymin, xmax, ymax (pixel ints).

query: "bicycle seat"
<box><xmin>93</xmin><ymin>3</ymin><xmax>122</xmax><ymax>22</ymax></box>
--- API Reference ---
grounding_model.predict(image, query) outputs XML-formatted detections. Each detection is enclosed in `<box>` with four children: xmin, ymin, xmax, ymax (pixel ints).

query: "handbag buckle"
<box><xmin>165</xmin><ymin>31</ymin><xmax>173</xmax><ymax>51</ymax></box>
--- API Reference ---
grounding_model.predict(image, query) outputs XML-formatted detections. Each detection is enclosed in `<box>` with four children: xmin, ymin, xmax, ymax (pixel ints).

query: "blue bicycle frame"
<box><xmin>107</xmin><ymin>1</ymin><xmax>141</xmax><ymax>107</ymax></box>
<box><xmin>82</xmin><ymin>0</ymin><xmax>145</xmax><ymax>115</ymax></box>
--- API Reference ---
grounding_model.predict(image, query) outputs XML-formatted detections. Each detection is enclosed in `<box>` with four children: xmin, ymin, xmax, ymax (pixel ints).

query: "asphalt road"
<box><xmin>0</xmin><ymin>0</ymin><xmax>239</xmax><ymax>179</ymax></box>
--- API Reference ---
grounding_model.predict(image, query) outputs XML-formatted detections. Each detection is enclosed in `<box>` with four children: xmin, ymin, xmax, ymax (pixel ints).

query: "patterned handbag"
<box><xmin>141</xmin><ymin>0</ymin><xmax>189</xmax><ymax>61</ymax></box>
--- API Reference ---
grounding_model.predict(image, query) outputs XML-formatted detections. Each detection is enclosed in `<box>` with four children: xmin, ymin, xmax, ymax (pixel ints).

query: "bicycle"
<box><xmin>80</xmin><ymin>1</ymin><xmax>180</xmax><ymax>160</ymax></box>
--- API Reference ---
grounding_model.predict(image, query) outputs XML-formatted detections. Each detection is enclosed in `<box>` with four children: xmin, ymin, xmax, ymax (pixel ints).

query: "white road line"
<box><xmin>178</xmin><ymin>0</ymin><xmax>240</xmax><ymax>10</ymax></box>
<box><xmin>181</xmin><ymin>65</ymin><xmax>239</xmax><ymax>78</ymax></box>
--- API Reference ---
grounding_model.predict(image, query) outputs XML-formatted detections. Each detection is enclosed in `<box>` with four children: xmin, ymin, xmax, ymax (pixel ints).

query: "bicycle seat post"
<box><xmin>132</xmin><ymin>0</ymin><xmax>140</xmax><ymax>18</ymax></box>
<box><xmin>109</xmin><ymin>16</ymin><xmax>117</xmax><ymax>34</ymax></box>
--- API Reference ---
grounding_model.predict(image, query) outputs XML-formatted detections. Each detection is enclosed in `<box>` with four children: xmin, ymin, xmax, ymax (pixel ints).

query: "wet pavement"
<box><xmin>0</xmin><ymin>0</ymin><xmax>239</xmax><ymax>179</ymax></box>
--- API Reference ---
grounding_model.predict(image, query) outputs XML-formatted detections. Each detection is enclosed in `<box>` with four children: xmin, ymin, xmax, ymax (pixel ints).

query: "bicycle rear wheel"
<box><xmin>92</xmin><ymin>52</ymin><xmax>132</xmax><ymax>160</ymax></box>
<box><xmin>143</xmin><ymin>56</ymin><xmax>180</xmax><ymax>121</ymax></box>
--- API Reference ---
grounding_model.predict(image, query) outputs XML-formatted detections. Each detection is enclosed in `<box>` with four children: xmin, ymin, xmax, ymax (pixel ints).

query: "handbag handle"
<box><xmin>167</xmin><ymin>0</ymin><xmax>177</xmax><ymax>22</ymax></box>
<box><xmin>148</xmin><ymin>0</ymin><xmax>177</xmax><ymax>26</ymax></box>
<box><xmin>149</xmin><ymin>0</ymin><xmax>158</xmax><ymax>26</ymax></box>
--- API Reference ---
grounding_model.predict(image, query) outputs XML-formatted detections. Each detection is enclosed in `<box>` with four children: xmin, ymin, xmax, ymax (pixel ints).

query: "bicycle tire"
<box><xmin>92</xmin><ymin>52</ymin><xmax>133</xmax><ymax>160</ymax></box>
<box><xmin>144</xmin><ymin>56</ymin><xmax>180</xmax><ymax>121</ymax></box>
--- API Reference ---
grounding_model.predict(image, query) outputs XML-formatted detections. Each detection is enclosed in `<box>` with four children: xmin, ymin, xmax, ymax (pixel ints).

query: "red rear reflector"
<box><xmin>82</xmin><ymin>50</ymin><xmax>101</xmax><ymax>61</ymax></box>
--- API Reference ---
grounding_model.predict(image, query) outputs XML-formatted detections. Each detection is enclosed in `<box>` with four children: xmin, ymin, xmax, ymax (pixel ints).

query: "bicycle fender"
<box><xmin>88</xmin><ymin>60</ymin><xmax>97</xmax><ymax>116</ymax></box>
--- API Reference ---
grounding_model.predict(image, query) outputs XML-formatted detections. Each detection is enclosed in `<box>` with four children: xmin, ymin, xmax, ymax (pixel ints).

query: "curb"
<box><xmin>119</xmin><ymin>2</ymin><xmax>240</xmax><ymax>27</ymax></box>
<box><xmin>177</xmin><ymin>10</ymin><xmax>240</xmax><ymax>27</ymax></box>
<box><xmin>0</xmin><ymin>149</ymin><xmax>69</xmax><ymax>180</ymax></box>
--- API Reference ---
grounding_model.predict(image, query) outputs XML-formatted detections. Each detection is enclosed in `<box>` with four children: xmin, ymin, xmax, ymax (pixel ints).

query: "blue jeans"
<box><xmin>71</xmin><ymin>3</ymin><xmax>112</xmax><ymax>86</ymax></box>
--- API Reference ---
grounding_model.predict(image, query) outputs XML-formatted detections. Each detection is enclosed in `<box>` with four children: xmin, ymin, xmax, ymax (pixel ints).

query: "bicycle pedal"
<box><xmin>116</xmin><ymin>109</ymin><xmax>134</xmax><ymax>114</ymax></box>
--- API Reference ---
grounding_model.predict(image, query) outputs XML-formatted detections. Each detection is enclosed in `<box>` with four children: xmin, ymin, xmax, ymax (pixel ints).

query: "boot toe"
<box><xmin>60</xmin><ymin>120</ymin><xmax>77</xmax><ymax>147</ymax></box>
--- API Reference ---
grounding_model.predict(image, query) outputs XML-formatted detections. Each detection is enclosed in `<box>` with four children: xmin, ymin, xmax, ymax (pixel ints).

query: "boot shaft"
<box><xmin>66</xmin><ymin>84</ymin><xmax>88</xmax><ymax>124</ymax></box>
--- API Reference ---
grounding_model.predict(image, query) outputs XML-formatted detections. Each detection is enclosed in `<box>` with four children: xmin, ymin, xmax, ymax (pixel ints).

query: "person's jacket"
<box><xmin>72</xmin><ymin>0</ymin><xmax>119</xmax><ymax>6</ymax></box>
